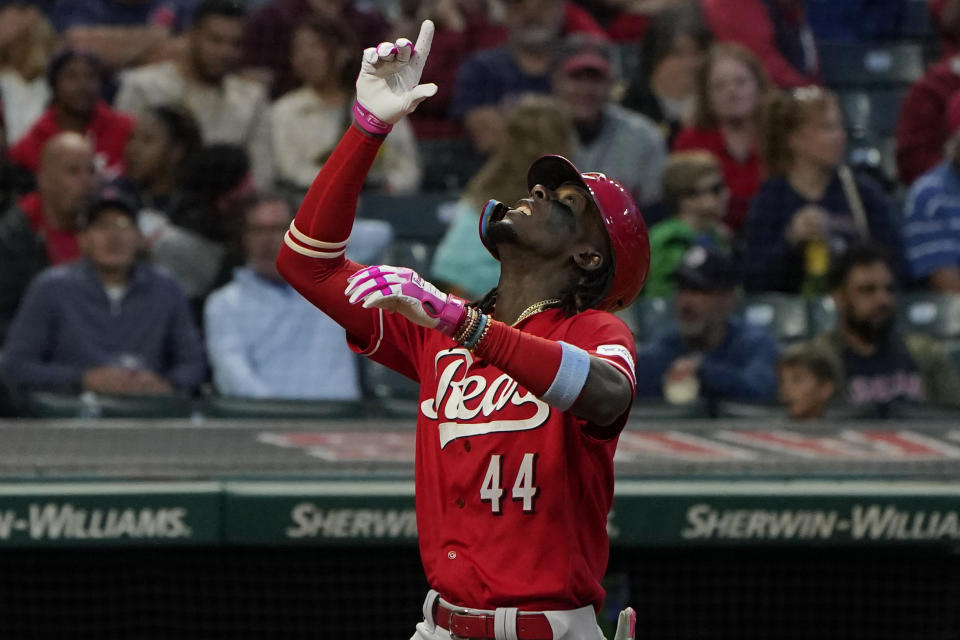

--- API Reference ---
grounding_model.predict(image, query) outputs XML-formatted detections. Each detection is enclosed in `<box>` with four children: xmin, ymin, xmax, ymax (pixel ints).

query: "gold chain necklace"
<box><xmin>512</xmin><ymin>298</ymin><xmax>561</xmax><ymax>326</ymax></box>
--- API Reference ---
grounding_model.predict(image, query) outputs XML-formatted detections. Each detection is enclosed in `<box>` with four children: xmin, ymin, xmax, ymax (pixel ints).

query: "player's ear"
<box><xmin>572</xmin><ymin>247</ymin><xmax>604</xmax><ymax>272</ymax></box>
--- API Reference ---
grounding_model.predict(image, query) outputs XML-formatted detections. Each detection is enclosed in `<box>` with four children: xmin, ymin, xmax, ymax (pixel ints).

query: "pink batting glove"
<box><xmin>345</xmin><ymin>265</ymin><xmax>467</xmax><ymax>336</ymax></box>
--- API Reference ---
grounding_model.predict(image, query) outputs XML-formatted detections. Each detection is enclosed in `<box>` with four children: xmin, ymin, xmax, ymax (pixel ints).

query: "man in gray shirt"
<box><xmin>552</xmin><ymin>37</ymin><xmax>668</xmax><ymax>208</ymax></box>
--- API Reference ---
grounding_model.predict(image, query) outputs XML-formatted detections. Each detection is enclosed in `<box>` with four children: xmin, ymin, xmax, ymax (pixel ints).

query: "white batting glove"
<box><xmin>613</xmin><ymin>607</ymin><xmax>636</xmax><ymax>640</ymax></box>
<box><xmin>353</xmin><ymin>20</ymin><xmax>438</xmax><ymax>134</ymax></box>
<box><xmin>344</xmin><ymin>265</ymin><xmax>467</xmax><ymax>335</ymax></box>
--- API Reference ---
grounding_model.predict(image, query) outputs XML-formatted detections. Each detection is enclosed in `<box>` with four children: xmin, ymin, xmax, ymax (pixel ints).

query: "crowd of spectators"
<box><xmin>0</xmin><ymin>0</ymin><xmax>958</xmax><ymax>422</ymax></box>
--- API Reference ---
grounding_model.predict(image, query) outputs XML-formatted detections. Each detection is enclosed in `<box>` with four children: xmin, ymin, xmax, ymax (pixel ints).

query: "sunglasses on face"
<box><xmin>684</xmin><ymin>181</ymin><xmax>728</xmax><ymax>198</ymax></box>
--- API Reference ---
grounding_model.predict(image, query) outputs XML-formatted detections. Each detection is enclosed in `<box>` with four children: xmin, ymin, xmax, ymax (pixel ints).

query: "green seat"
<box><xmin>713</xmin><ymin>401</ymin><xmax>785</xmax><ymax>419</ymax></box>
<box><xmin>356</xmin><ymin>192</ymin><xmax>458</xmax><ymax>242</ymax></box>
<box><xmin>897</xmin><ymin>293</ymin><xmax>960</xmax><ymax>339</ymax></box>
<box><xmin>807</xmin><ymin>295</ymin><xmax>837</xmax><ymax>336</ymax></box>
<box><xmin>630</xmin><ymin>398</ymin><xmax>710</xmax><ymax>420</ymax></box>
<box><xmin>738</xmin><ymin>294</ymin><xmax>810</xmax><ymax>343</ymax></box>
<box><xmin>25</xmin><ymin>391</ymin><xmax>194</xmax><ymax>418</ymax></box>
<box><xmin>201</xmin><ymin>396</ymin><xmax>366</xmax><ymax>420</ymax></box>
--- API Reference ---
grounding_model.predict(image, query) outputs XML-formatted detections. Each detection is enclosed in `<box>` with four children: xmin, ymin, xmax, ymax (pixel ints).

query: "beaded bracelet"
<box><xmin>466</xmin><ymin>314</ymin><xmax>491</xmax><ymax>352</ymax></box>
<box><xmin>452</xmin><ymin>308</ymin><xmax>479</xmax><ymax>344</ymax></box>
<box><xmin>462</xmin><ymin>313</ymin><xmax>489</xmax><ymax>350</ymax></box>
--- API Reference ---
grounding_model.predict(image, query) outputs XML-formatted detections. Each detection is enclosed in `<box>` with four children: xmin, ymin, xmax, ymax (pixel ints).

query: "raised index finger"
<box><xmin>413</xmin><ymin>19</ymin><xmax>435</xmax><ymax>61</ymax></box>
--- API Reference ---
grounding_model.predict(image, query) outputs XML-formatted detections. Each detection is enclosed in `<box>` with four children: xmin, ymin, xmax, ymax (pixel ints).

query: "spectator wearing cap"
<box><xmin>635</xmin><ymin>245</ymin><xmax>779</xmax><ymax>403</ymax></box>
<box><xmin>551</xmin><ymin>36</ymin><xmax>667</xmax><ymax>208</ymax></box>
<box><xmin>204</xmin><ymin>193</ymin><xmax>391</xmax><ymax>399</ymax></box>
<box><xmin>811</xmin><ymin>244</ymin><xmax>960</xmax><ymax>411</ymax></box>
<box><xmin>115</xmin><ymin>0</ymin><xmax>275</xmax><ymax>191</ymax></box>
<box><xmin>0</xmin><ymin>132</ymin><xmax>95</xmax><ymax>342</ymax></box>
<box><xmin>896</xmin><ymin>44</ymin><xmax>960</xmax><ymax>186</ymax></box>
<box><xmin>0</xmin><ymin>1</ymin><xmax>55</xmax><ymax>143</ymax></box>
<box><xmin>644</xmin><ymin>150</ymin><xmax>730</xmax><ymax>298</ymax></box>
<box><xmin>701</xmin><ymin>0</ymin><xmax>819</xmax><ymax>89</ymax></box>
<box><xmin>450</xmin><ymin>0</ymin><xmax>607</xmax><ymax>155</ymax></box>
<box><xmin>902</xmin><ymin>92</ymin><xmax>960</xmax><ymax>293</ymax></box>
<box><xmin>0</xmin><ymin>188</ymin><xmax>206</xmax><ymax>396</ymax></box>
<box><xmin>8</xmin><ymin>48</ymin><xmax>134</xmax><ymax>179</ymax></box>
<box><xmin>52</xmin><ymin>0</ymin><xmax>195</xmax><ymax>71</ymax></box>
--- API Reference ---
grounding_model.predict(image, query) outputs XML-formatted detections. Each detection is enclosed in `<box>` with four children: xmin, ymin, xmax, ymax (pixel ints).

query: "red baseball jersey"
<box><xmin>276</xmin><ymin>124</ymin><xmax>636</xmax><ymax>614</ymax></box>
<box><xmin>349</xmin><ymin>305</ymin><xmax>636</xmax><ymax>612</ymax></box>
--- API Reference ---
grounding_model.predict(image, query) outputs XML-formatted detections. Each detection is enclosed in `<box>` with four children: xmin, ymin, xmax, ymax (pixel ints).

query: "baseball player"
<box><xmin>276</xmin><ymin>20</ymin><xmax>648</xmax><ymax>640</ymax></box>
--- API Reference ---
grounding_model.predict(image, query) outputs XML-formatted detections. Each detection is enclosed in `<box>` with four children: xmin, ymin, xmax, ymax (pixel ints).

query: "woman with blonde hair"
<box><xmin>673</xmin><ymin>42</ymin><xmax>770</xmax><ymax>232</ymax></box>
<box><xmin>0</xmin><ymin>3</ymin><xmax>55</xmax><ymax>143</ymax></box>
<box><xmin>742</xmin><ymin>86</ymin><xmax>903</xmax><ymax>294</ymax></box>
<box><xmin>431</xmin><ymin>94</ymin><xmax>575</xmax><ymax>298</ymax></box>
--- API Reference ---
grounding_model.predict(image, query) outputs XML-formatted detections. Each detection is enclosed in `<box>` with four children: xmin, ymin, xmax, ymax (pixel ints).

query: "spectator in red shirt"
<box><xmin>673</xmin><ymin>42</ymin><xmax>770</xmax><ymax>232</ymax></box>
<box><xmin>701</xmin><ymin>0</ymin><xmax>818</xmax><ymax>89</ymax></box>
<box><xmin>0</xmin><ymin>132</ymin><xmax>96</xmax><ymax>341</ymax></box>
<box><xmin>895</xmin><ymin>54</ymin><xmax>960</xmax><ymax>187</ymax></box>
<box><xmin>240</xmin><ymin>0</ymin><xmax>390</xmax><ymax>100</ymax></box>
<box><xmin>8</xmin><ymin>49</ymin><xmax>134</xmax><ymax>180</ymax></box>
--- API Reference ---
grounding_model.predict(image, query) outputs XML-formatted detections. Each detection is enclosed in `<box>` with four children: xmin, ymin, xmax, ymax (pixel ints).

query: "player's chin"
<box><xmin>485</xmin><ymin>219</ymin><xmax>519</xmax><ymax>247</ymax></box>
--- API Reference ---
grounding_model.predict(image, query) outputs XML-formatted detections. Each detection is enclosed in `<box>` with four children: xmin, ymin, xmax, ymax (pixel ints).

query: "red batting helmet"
<box><xmin>489</xmin><ymin>155</ymin><xmax>650</xmax><ymax>311</ymax></box>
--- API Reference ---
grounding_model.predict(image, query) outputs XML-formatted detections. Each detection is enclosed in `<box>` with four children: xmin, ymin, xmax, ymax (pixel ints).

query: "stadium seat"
<box><xmin>838</xmin><ymin>88</ymin><xmax>905</xmax><ymax>139</ymax></box>
<box><xmin>201</xmin><ymin>396</ymin><xmax>366</xmax><ymax>420</ymax></box>
<box><xmin>897</xmin><ymin>293</ymin><xmax>960</xmax><ymax>339</ymax></box>
<box><xmin>417</xmin><ymin>137</ymin><xmax>485</xmax><ymax>192</ymax></box>
<box><xmin>819</xmin><ymin>42</ymin><xmax>925</xmax><ymax>87</ymax></box>
<box><xmin>808</xmin><ymin>295</ymin><xmax>837</xmax><ymax>336</ymax></box>
<box><xmin>632</xmin><ymin>297</ymin><xmax>674</xmax><ymax>344</ymax></box>
<box><xmin>24</xmin><ymin>391</ymin><xmax>194</xmax><ymax>418</ymax></box>
<box><xmin>356</xmin><ymin>192</ymin><xmax>458</xmax><ymax>242</ymax></box>
<box><xmin>713</xmin><ymin>401</ymin><xmax>785</xmax><ymax>419</ymax></box>
<box><xmin>630</xmin><ymin>398</ymin><xmax>710</xmax><ymax>420</ymax></box>
<box><xmin>360</xmin><ymin>360</ymin><xmax>422</xmax><ymax>418</ymax></box>
<box><xmin>382</xmin><ymin>239</ymin><xmax>436</xmax><ymax>275</ymax></box>
<box><xmin>737</xmin><ymin>294</ymin><xmax>811</xmax><ymax>343</ymax></box>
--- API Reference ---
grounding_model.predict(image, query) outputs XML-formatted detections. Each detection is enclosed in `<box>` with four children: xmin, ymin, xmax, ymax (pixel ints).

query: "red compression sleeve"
<box><xmin>276</xmin><ymin>125</ymin><xmax>386</xmax><ymax>340</ymax></box>
<box><xmin>294</xmin><ymin>124</ymin><xmax>383</xmax><ymax>243</ymax></box>
<box><xmin>472</xmin><ymin>320</ymin><xmax>564</xmax><ymax>397</ymax></box>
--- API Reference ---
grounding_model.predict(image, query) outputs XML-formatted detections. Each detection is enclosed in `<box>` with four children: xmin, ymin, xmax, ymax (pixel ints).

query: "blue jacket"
<box><xmin>0</xmin><ymin>259</ymin><xmax>206</xmax><ymax>392</ymax></box>
<box><xmin>635</xmin><ymin>319</ymin><xmax>779</xmax><ymax>402</ymax></box>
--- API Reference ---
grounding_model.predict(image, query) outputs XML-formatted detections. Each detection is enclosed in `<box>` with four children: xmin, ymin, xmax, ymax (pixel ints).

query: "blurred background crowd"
<box><xmin>0</xmin><ymin>0</ymin><xmax>959</xmax><ymax>422</ymax></box>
